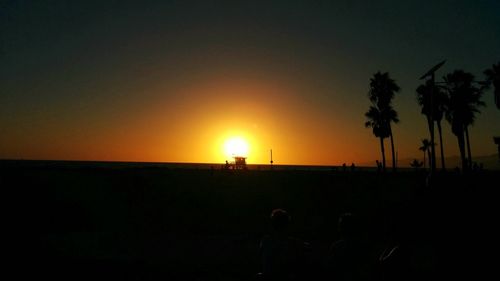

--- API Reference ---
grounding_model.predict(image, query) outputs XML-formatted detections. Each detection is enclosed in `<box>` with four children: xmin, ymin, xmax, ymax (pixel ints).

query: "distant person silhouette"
<box><xmin>326</xmin><ymin>213</ymin><xmax>370</xmax><ymax>281</ymax></box>
<box><xmin>225</xmin><ymin>160</ymin><xmax>230</xmax><ymax>170</ymax></box>
<box><xmin>351</xmin><ymin>163</ymin><xmax>356</xmax><ymax>172</ymax></box>
<box><xmin>259</xmin><ymin>209</ymin><xmax>306</xmax><ymax>281</ymax></box>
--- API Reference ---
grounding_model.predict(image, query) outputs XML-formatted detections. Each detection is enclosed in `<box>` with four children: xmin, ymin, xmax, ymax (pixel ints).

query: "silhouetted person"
<box><xmin>351</xmin><ymin>163</ymin><xmax>356</xmax><ymax>172</ymax></box>
<box><xmin>326</xmin><ymin>213</ymin><xmax>370</xmax><ymax>281</ymax></box>
<box><xmin>225</xmin><ymin>160</ymin><xmax>230</xmax><ymax>170</ymax></box>
<box><xmin>259</xmin><ymin>209</ymin><xmax>305</xmax><ymax>281</ymax></box>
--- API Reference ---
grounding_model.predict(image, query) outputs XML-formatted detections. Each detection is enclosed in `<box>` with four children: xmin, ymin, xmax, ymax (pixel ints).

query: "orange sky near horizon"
<box><xmin>2</xmin><ymin>66</ymin><xmax>499</xmax><ymax>166</ymax></box>
<box><xmin>1</xmin><ymin>72</ymin><xmax>372</xmax><ymax>165</ymax></box>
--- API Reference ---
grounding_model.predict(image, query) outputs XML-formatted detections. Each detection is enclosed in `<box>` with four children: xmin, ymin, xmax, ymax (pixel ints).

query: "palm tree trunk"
<box><xmin>495</xmin><ymin>80</ymin><xmax>500</xmax><ymax>109</ymax></box>
<box><xmin>429</xmin><ymin>120</ymin><xmax>437</xmax><ymax>173</ymax></box>
<box><xmin>427</xmin><ymin>150</ymin><xmax>432</xmax><ymax>170</ymax></box>
<box><xmin>425</xmin><ymin>115</ymin><xmax>437</xmax><ymax>172</ymax></box>
<box><xmin>457</xmin><ymin>132</ymin><xmax>467</xmax><ymax>171</ymax></box>
<box><xmin>426</xmin><ymin>116</ymin><xmax>433</xmax><ymax>142</ymax></box>
<box><xmin>437</xmin><ymin>120</ymin><xmax>446</xmax><ymax>170</ymax></box>
<box><xmin>389</xmin><ymin>125</ymin><xmax>396</xmax><ymax>172</ymax></box>
<box><xmin>424</xmin><ymin>116</ymin><xmax>431</xmax><ymax>170</ymax></box>
<box><xmin>380</xmin><ymin>137</ymin><xmax>386</xmax><ymax>172</ymax></box>
<box><xmin>465</xmin><ymin>126</ymin><xmax>472</xmax><ymax>169</ymax></box>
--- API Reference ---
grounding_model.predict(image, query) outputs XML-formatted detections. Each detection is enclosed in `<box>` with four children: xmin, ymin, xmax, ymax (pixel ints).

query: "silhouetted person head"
<box><xmin>270</xmin><ymin>209</ymin><xmax>290</xmax><ymax>233</ymax></box>
<box><xmin>260</xmin><ymin>209</ymin><xmax>305</xmax><ymax>280</ymax></box>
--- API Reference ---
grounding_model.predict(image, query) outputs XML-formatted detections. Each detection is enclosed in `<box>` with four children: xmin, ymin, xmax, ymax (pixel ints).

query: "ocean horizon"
<box><xmin>0</xmin><ymin>159</ymin><xmax>384</xmax><ymax>172</ymax></box>
<box><xmin>3</xmin><ymin>157</ymin><xmax>499</xmax><ymax>171</ymax></box>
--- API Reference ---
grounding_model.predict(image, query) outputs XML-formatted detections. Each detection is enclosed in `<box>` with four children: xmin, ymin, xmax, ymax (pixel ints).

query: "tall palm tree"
<box><xmin>483</xmin><ymin>62</ymin><xmax>500</xmax><ymax>109</ymax></box>
<box><xmin>416</xmin><ymin>81</ymin><xmax>449</xmax><ymax>170</ymax></box>
<box><xmin>462</xmin><ymin>95</ymin><xmax>485</xmax><ymax>168</ymax></box>
<box><xmin>369</xmin><ymin>72</ymin><xmax>401</xmax><ymax>171</ymax></box>
<box><xmin>419</xmin><ymin>139</ymin><xmax>433</xmax><ymax>169</ymax></box>
<box><xmin>365</xmin><ymin>106</ymin><xmax>390</xmax><ymax>172</ymax></box>
<box><xmin>444</xmin><ymin>70</ymin><xmax>485</xmax><ymax>171</ymax></box>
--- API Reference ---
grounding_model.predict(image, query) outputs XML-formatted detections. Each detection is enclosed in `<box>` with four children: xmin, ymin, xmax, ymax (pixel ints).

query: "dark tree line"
<box><xmin>365</xmin><ymin>61</ymin><xmax>499</xmax><ymax>172</ymax></box>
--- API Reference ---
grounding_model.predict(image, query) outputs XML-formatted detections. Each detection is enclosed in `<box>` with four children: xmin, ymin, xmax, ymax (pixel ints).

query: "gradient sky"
<box><xmin>1</xmin><ymin>0</ymin><xmax>499</xmax><ymax>165</ymax></box>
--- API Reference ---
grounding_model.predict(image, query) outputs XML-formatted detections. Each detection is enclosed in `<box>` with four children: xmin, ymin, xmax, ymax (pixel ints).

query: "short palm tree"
<box><xmin>410</xmin><ymin>159</ymin><xmax>423</xmax><ymax>171</ymax></box>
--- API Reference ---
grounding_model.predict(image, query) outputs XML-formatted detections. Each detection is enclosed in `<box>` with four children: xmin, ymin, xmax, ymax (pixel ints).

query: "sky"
<box><xmin>1</xmin><ymin>0</ymin><xmax>499</xmax><ymax>165</ymax></box>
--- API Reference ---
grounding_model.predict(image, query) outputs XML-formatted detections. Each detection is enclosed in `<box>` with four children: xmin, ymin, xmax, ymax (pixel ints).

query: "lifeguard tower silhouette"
<box><xmin>232</xmin><ymin>155</ymin><xmax>247</xmax><ymax>169</ymax></box>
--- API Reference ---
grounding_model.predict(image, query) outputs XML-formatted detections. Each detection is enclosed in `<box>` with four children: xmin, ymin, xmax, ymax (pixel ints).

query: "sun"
<box><xmin>224</xmin><ymin>137</ymin><xmax>249</xmax><ymax>158</ymax></box>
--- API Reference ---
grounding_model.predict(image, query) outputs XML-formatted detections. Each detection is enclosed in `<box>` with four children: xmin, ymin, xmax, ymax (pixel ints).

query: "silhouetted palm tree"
<box><xmin>444</xmin><ymin>70</ymin><xmax>486</xmax><ymax>171</ymax></box>
<box><xmin>416</xmin><ymin>81</ymin><xmax>448</xmax><ymax>170</ymax></box>
<box><xmin>365</xmin><ymin>106</ymin><xmax>390</xmax><ymax>172</ymax></box>
<box><xmin>410</xmin><ymin>159</ymin><xmax>423</xmax><ymax>171</ymax></box>
<box><xmin>483</xmin><ymin>62</ymin><xmax>500</xmax><ymax>109</ymax></box>
<box><xmin>369</xmin><ymin>72</ymin><xmax>401</xmax><ymax>171</ymax></box>
<box><xmin>419</xmin><ymin>139</ymin><xmax>433</xmax><ymax>169</ymax></box>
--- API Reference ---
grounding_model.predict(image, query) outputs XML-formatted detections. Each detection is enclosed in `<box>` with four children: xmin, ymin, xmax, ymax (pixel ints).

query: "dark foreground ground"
<box><xmin>1</xmin><ymin>161</ymin><xmax>497</xmax><ymax>280</ymax></box>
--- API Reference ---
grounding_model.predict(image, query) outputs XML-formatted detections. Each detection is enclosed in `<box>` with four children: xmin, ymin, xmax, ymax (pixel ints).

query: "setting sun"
<box><xmin>224</xmin><ymin>137</ymin><xmax>249</xmax><ymax>159</ymax></box>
